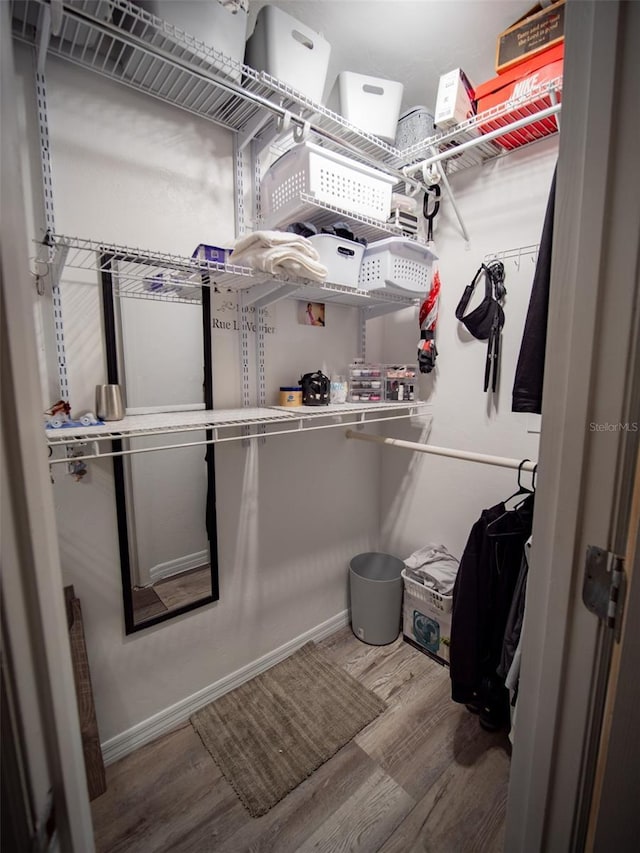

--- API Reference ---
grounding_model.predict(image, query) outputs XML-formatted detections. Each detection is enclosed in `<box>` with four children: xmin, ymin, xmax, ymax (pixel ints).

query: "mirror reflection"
<box><xmin>103</xmin><ymin>264</ymin><xmax>218</xmax><ymax>633</ymax></box>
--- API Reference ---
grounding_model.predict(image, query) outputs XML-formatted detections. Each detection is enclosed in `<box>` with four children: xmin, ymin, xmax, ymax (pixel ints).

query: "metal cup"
<box><xmin>95</xmin><ymin>384</ymin><xmax>125</xmax><ymax>421</ymax></box>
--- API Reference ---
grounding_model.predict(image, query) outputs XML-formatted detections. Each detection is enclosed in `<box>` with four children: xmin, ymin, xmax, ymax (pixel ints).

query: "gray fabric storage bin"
<box><xmin>349</xmin><ymin>552</ymin><xmax>404</xmax><ymax>645</ymax></box>
<box><xmin>395</xmin><ymin>106</ymin><xmax>436</xmax><ymax>150</ymax></box>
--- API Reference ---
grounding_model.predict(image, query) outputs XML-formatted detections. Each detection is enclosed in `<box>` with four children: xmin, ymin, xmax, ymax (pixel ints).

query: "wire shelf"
<box><xmin>44</xmin><ymin>233</ymin><xmax>419</xmax><ymax>310</ymax></box>
<box><xmin>10</xmin><ymin>0</ymin><xmax>560</xmax><ymax>184</ymax></box>
<box><xmin>46</xmin><ymin>401</ymin><xmax>432</xmax><ymax>461</ymax></box>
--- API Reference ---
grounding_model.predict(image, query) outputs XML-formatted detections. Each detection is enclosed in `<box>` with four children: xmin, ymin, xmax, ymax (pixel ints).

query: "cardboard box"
<box><xmin>476</xmin><ymin>43</ymin><xmax>563</xmax><ymax>150</ymax></box>
<box><xmin>402</xmin><ymin>570</ymin><xmax>452</xmax><ymax>665</ymax></box>
<box><xmin>496</xmin><ymin>0</ymin><xmax>565</xmax><ymax>74</ymax></box>
<box><xmin>434</xmin><ymin>68</ymin><xmax>476</xmax><ymax>130</ymax></box>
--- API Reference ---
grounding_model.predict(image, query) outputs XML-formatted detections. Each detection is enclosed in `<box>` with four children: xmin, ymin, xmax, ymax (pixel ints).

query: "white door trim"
<box><xmin>1</xmin><ymin>8</ymin><xmax>95</xmax><ymax>850</ymax></box>
<box><xmin>506</xmin><ymin>1</ymin><xmax>640</xmax><ymax>849</ymax></box>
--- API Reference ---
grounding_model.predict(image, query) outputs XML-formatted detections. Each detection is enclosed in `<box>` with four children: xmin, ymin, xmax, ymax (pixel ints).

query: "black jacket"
<box><xmin>449</xmin><ymin>496</ymin><xmax>534</xmax><ymax>703</ymax></box>
<box><xmin>512</xmin><ymin>167</ymin><xmax>557</xmax><ymax>413</ymax></box>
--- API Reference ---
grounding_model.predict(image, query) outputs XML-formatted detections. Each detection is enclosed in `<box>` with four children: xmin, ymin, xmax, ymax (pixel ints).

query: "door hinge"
<box><xmin>583</xmin><ymin>545</ymin><xmax>626</xmax><ymax>640</ymax></box>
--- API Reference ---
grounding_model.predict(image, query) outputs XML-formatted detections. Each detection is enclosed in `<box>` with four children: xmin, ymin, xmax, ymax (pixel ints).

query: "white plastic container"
<box><xmin>395</xmin><ymin>106</ymin><xmax>436</xmax><ymax>150</ymax></box>
<box><xmin>338</xmin><ymin>72</ymin><xmax>404</xmax><ymax>143</ymax></box>
<box><xmin>434</xmin><ymin>68</ymin><xmax>476</xmax><ymax>129</ymax></box>
<box><xmin>244</xmin><ymin>4</ymin><xmax>331</xmax><ymax>104</ymax></box>
<box><xmin>123</xmin><ymin>1</ymin><xmax>248</xmax><ymax>83</ymax></box>
<box><xmin>308</xmin><ymin>235</ymin><xmax>364</xmax><ymax>289</ymax></box>
<box><xmin>358</xmin><ymin>237</ymin><xmax>438</xmax><ymax>295</ymax></box>
<box><xmin>261</xmin><ymin>142</ymin><xmax>395</xmax><ymax>228</ymax></box>
<box><xmin>402</xmin><ymin>569</ymin><xmax>453</xmax><ymax>663</ymax></box>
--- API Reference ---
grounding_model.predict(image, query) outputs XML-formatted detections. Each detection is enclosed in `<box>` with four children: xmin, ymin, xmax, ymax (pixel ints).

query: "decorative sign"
<box><xmin>213</xmin><ymin>294</ymin><xmax>277</xmax><ymax>334</ymax></box>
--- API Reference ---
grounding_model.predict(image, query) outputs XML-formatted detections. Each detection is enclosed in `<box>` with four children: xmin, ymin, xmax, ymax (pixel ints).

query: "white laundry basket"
<box><xmin>261</xmin><ymin>142</ymin><xmax>395</xmax><ymax>228</ymax></box>
<box><xmin>338</xmin><ymin>72</ymin><xmax>404</xmax><ymax>143</ymax></box>
<box><xmin>358</xmin><ymin>238</ymin><xmax>438</xmax><ymax>295</ymax></box>
<box><xmin>244</xmin><ymin>4</ymin><xmax>332</xmax><ymax>103</ymax></box>
<box><xmin>402</xmin><ymin>569</ymin><xmax>453</xmax><ymax>664</ymax></box>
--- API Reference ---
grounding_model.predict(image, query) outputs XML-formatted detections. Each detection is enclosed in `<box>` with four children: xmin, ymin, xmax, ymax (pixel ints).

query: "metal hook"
<box><xmin>293</xmin><ymin>120</ymin><xmax>310</xmax><ymax>143</ymax></box>
<box><xmin>275</xmin><ymin>110</ymin><xmax>291</xmax><ymax>134</ymax></box>
<box><xmin>518</xmin><ymin>458</ymin><xmax>531</xmax><ymax>491</ymax></box>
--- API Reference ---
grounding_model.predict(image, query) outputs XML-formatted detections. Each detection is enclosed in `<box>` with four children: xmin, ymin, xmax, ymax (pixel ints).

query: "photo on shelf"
<box><xmin>299</xmin><ymin>301</ymin><xmax>325</xmax><ymax>327</ymax></box>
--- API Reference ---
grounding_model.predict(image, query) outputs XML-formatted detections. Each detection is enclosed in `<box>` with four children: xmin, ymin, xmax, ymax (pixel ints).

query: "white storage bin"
<box><xmin>308</xmin><ymin>235</ymin><xmax>364</xmax><ymax>289</ymax></box>
<box><xmin>395</xmin><ymin>106</ymin><xmax>436</xmax><ymax>150</ymax></box>
<box><xmin>358</xmin><ymin>238</ymin><xmax>437</xmax><ymax>295</ymax></box>
<box><xmin>123</xmin><ymin>1</ymin><xmax>248</xmax><ymax>83</ymax></box>
<box><xmin>338</xmin><ymin>72</ymin><xmax>404</xmax><ymax>143</ymax></box>
<box><xmin>261</xmin><ymin>142</ymin><xmax>395</xmax><ymax>228</ymax></box>
<box><xmin>244</xmin><ymin>4</ymin><xmax>331</xmax><ymax>104</ymax></box>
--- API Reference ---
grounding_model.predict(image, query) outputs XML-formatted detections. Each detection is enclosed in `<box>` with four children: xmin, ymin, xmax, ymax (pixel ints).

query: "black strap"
<box><xmin>456</xmin><ymin>261</ymin><xmax>506</xmax><ymax>392</ymax></box>
<box><xmin>423</xmin><ymin>185</ymin><xmax>441</xmax><ymax>243</ymax></box>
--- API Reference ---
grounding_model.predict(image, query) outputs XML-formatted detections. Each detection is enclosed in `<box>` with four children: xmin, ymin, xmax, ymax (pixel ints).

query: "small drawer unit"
<box><xmin>384</xmin><ymin>365</ymin><xmax>417</xmax><ymax>402</ymax></box>
<box><xmin>348</xmin><ymin>362</ymin><xmax>383</xmax><ymax>403</ymax></box>
<box><xmin>358</xmin><ymin>237</ymin><xmax>438</xmax><ymax>295</ymax></box>
<box><xmin>261</xmin><ymin>142</ymin><xmax>395</xmax><ymax>229</ymax></box>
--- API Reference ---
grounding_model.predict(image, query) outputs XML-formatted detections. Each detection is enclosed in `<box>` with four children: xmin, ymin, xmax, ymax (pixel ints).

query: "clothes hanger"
<box><xmin>486</xmin><ymin>460</ymin><xmax>535</xmax><ymax>538</ymax></box>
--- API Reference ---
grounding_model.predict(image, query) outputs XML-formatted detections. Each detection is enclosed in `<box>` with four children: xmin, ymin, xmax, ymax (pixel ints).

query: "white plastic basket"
<box><xmin>244</xmin><ymin>4</ymin><xmax>332</xmax><ymax>104</ymax></box>
<box><xmin>402</xmin><ymin>569</ymin><xmax>453</xmax><ymax>614</ymax></box>
<box><xmin>261</xmin><ymin>142</ymin><xmax>395</xmax><ymax>228</ymax></box>
<box><xmin>358</xmin><ymin>237</ymin><xmax>437</xmax><ymax>295</ymax></box>
<box><xmin>308</xmin><ymin>234</ymin><xmax>364</xmax><ymax>289</ymax></box>
<box><xmin>338</xmin><ymin>72</ymin><xmax>404</xmax><ymax>143</ymax></box>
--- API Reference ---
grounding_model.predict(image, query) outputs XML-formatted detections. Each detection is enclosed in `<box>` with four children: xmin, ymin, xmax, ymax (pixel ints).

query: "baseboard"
<box><xmin>148</xmin><ymin>550</ymin><xmax>209</xmax><ymax>584</ymax></box>
<box><xmin>101</xmin><ymin>609</ymin><xmax>351</xmax><ymax>765</ymax></box>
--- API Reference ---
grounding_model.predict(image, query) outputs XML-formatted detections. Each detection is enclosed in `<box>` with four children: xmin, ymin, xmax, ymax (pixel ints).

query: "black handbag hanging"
<box><xmin>455</xmin><ymin>260</ymin><xmax>506</xmax><ymax>392</ymax></box>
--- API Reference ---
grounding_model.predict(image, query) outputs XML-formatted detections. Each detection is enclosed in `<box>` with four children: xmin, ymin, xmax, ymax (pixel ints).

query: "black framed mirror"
<box><xmin>100</xmin><ymin>252</ymin><xmax>218</xmax><ymax>633</ymax></box>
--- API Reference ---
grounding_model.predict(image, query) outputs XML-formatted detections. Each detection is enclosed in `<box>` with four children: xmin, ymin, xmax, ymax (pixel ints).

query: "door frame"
<box><xmin>505</xmin><ymin>0</ymin><xmax>640</xmax><ymax>849</ymax></box>
<box><xmin>1</xmin><ymin>5</ymin><xmax>95</xmax><ymax>850</ymax></box>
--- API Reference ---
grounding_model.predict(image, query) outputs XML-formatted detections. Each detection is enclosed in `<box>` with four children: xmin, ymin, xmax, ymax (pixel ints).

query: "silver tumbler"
<box><xmin>95</xmin><ymin>384</ymin><xmax>125</xmax><ymax>421</ymax></box>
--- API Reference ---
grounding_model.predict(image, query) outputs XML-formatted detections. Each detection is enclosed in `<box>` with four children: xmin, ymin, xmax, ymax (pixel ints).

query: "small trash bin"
<box><xmin>349</xmin><ymin>552</ymin><xmax>404</xmax><ymax>645</ymax></box>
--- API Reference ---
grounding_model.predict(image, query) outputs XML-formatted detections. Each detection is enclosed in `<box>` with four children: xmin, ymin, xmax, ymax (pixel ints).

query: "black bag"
<box><xmin>299</xmin><ymin>370</ymin><xmax>330</xmax><ymax>406</ymax></box>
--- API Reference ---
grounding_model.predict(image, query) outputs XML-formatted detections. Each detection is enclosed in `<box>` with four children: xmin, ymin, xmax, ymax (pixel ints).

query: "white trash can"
<box><xmin>349</xmin><ymin>552</ymin><xmax>404</xmax><ymax>645</ymax></box>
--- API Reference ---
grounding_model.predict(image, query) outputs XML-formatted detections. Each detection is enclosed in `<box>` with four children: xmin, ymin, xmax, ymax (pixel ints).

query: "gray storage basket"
<box><xmin>395</xmin><ymin>106</ymin><xmax>436</xmax><ymax>150</ymax></box>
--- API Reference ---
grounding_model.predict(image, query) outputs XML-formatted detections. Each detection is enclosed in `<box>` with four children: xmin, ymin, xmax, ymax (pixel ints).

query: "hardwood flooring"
<box><xmin>132</xmin><ymin>567</ymin><xmax>212</xmax><ymax>625</ymax></box>
<box><xmin>91</xmin><ymin>628</ymin><xmax>511</xmax><ymax>852</ymax></box>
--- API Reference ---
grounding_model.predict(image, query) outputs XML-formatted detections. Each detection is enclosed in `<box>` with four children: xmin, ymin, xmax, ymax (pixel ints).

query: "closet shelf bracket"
<box><xmin>583</xmin><ymin>545</ymin><xmax>626</xmax><ymax>641</ymax></box>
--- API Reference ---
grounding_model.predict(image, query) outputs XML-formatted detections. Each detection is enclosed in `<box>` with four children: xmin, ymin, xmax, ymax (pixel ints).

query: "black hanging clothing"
<box><xmin>449</xmin><ymin>495</ymin><xmax>534</xmax><ymax>705</ymax></box>
<box><xmin>512</xmin><ymin>166</ymin><xmax>557</xmax><ymax>413</ymax></box>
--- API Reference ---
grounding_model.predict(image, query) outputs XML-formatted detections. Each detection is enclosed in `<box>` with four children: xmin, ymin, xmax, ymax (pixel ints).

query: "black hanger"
<box><xmin>486</xmin><ymin>460</ymin><xmax>535</xmax><ymax>538</ymax></box>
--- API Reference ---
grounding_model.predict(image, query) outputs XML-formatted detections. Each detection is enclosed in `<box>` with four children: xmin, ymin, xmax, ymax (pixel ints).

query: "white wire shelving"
<box><xmin>46</xmin><ymin>402</ymin><xmax>432</xmax><ymax>463</ymax></box>
<box><xmin>44</xmin><ymin>233</ymin><xmax>421</xmax><ymax>311</ymax></box>
<box><xmin>11</xmin><ymin>0</ymin><xmax>562</xmax><ymax>185</ymax></box>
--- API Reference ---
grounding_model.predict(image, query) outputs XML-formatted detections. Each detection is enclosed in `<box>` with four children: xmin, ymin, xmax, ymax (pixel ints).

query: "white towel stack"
<box><xmin>230</xmin><ymin>231</ymin><xmax>328</xmax><ymax>282</ymax></box>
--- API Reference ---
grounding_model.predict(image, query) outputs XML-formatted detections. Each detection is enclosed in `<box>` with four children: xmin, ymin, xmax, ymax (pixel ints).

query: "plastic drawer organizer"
<box><xmin>358</xmin><ymin>237</ymin><xmax>438</xmax><ymax>295</ymax></box>
<box><xmin>349</xmin><ymin>363</ymin><xmax>417</xmax><ymax>403</ymax></box>
<box><xmin>261</xmin><ymin>142</ymin><xmax>395</xmax><ymax>229</ymax></box>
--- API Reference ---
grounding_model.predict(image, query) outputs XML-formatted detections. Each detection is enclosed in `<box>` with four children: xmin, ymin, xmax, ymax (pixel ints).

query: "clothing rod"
<box><xmin>345</xmin><ymin>429</ymin><xmax>537</xmax><ymax>471</ymax></box>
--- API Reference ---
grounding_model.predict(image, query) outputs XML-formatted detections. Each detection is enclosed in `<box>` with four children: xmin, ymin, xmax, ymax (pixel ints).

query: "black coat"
<box><xmin>449</xmin><ymin>496</ymin><xmax>534</xmax><ymax>704</ymax></box>
<box><xmin>512</xmin><ymin>167</ymin><xmax>557</xmax><ymax>414</ymax></box>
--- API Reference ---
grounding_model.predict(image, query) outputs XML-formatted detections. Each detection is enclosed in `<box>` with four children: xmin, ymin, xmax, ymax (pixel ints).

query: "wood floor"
<box><xmin>91</xmin><ymin>627</ymin><xmax>511</xmax><ymax>852</ymax></box>
<box><xmin>132</xmin><ymin>567</ymin><xmax>212</xmax><ymax>625</ymax></box>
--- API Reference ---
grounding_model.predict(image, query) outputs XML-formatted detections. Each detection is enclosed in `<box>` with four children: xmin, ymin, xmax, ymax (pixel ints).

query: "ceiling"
<box><xmin>246</xmin><ymin>1</ymin><xmax>536</xmax><ymax>113</ymax></box>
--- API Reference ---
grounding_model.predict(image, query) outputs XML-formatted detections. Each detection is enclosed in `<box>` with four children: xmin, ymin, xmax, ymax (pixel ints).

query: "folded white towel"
<box><xmin>231</xmin><ymin>232</ymin><xmax>328</xmax><ymax>283</ymax></box>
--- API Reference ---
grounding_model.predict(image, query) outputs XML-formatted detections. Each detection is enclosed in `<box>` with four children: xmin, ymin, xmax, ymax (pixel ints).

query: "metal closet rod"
<box><xmin>345</xmin><ymin>429</ymin><xmax>537</xmax><ymax>471</ymax></box>
<box><xmin>55</xmin><ymin>1</ymin><xmax>425</xmax><ymax>192</ymax></box>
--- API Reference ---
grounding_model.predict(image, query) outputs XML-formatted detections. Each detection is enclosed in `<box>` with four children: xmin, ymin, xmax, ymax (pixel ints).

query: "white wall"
<box><xmin>379</xmin><ymin>139</ymin><xmax>557</xmax><ymax>560</ymax></box>
<box><xmin>18</xmin><ymin>49</ymin><xmax>380</xmax><ymax>741</ymax></box>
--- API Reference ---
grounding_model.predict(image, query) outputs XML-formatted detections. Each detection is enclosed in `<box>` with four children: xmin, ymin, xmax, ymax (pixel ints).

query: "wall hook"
<box><xmin>276</xmin><ymin>110</ymin><xmax>291</xmax><ymax>134</ymax></box>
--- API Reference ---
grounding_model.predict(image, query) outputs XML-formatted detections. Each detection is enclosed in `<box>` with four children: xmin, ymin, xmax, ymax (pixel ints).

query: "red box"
<box><xmin>476</xmin><ymin>44</ymin><xmax>563</xmax><ymax>150</ymax></box>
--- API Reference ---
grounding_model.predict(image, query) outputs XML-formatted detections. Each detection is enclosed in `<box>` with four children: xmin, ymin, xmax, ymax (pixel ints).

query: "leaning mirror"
<box><xmin>101</xmin><ymin>255</ymin><xmax>218</xmax><ymax>633</ymax></box>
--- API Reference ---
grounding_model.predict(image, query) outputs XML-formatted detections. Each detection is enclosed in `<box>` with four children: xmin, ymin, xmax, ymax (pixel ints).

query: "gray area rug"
<box><xmin>190</xmin><ymin>640</ymin><xmax>386</xmax><ymax>817</ymax></box>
